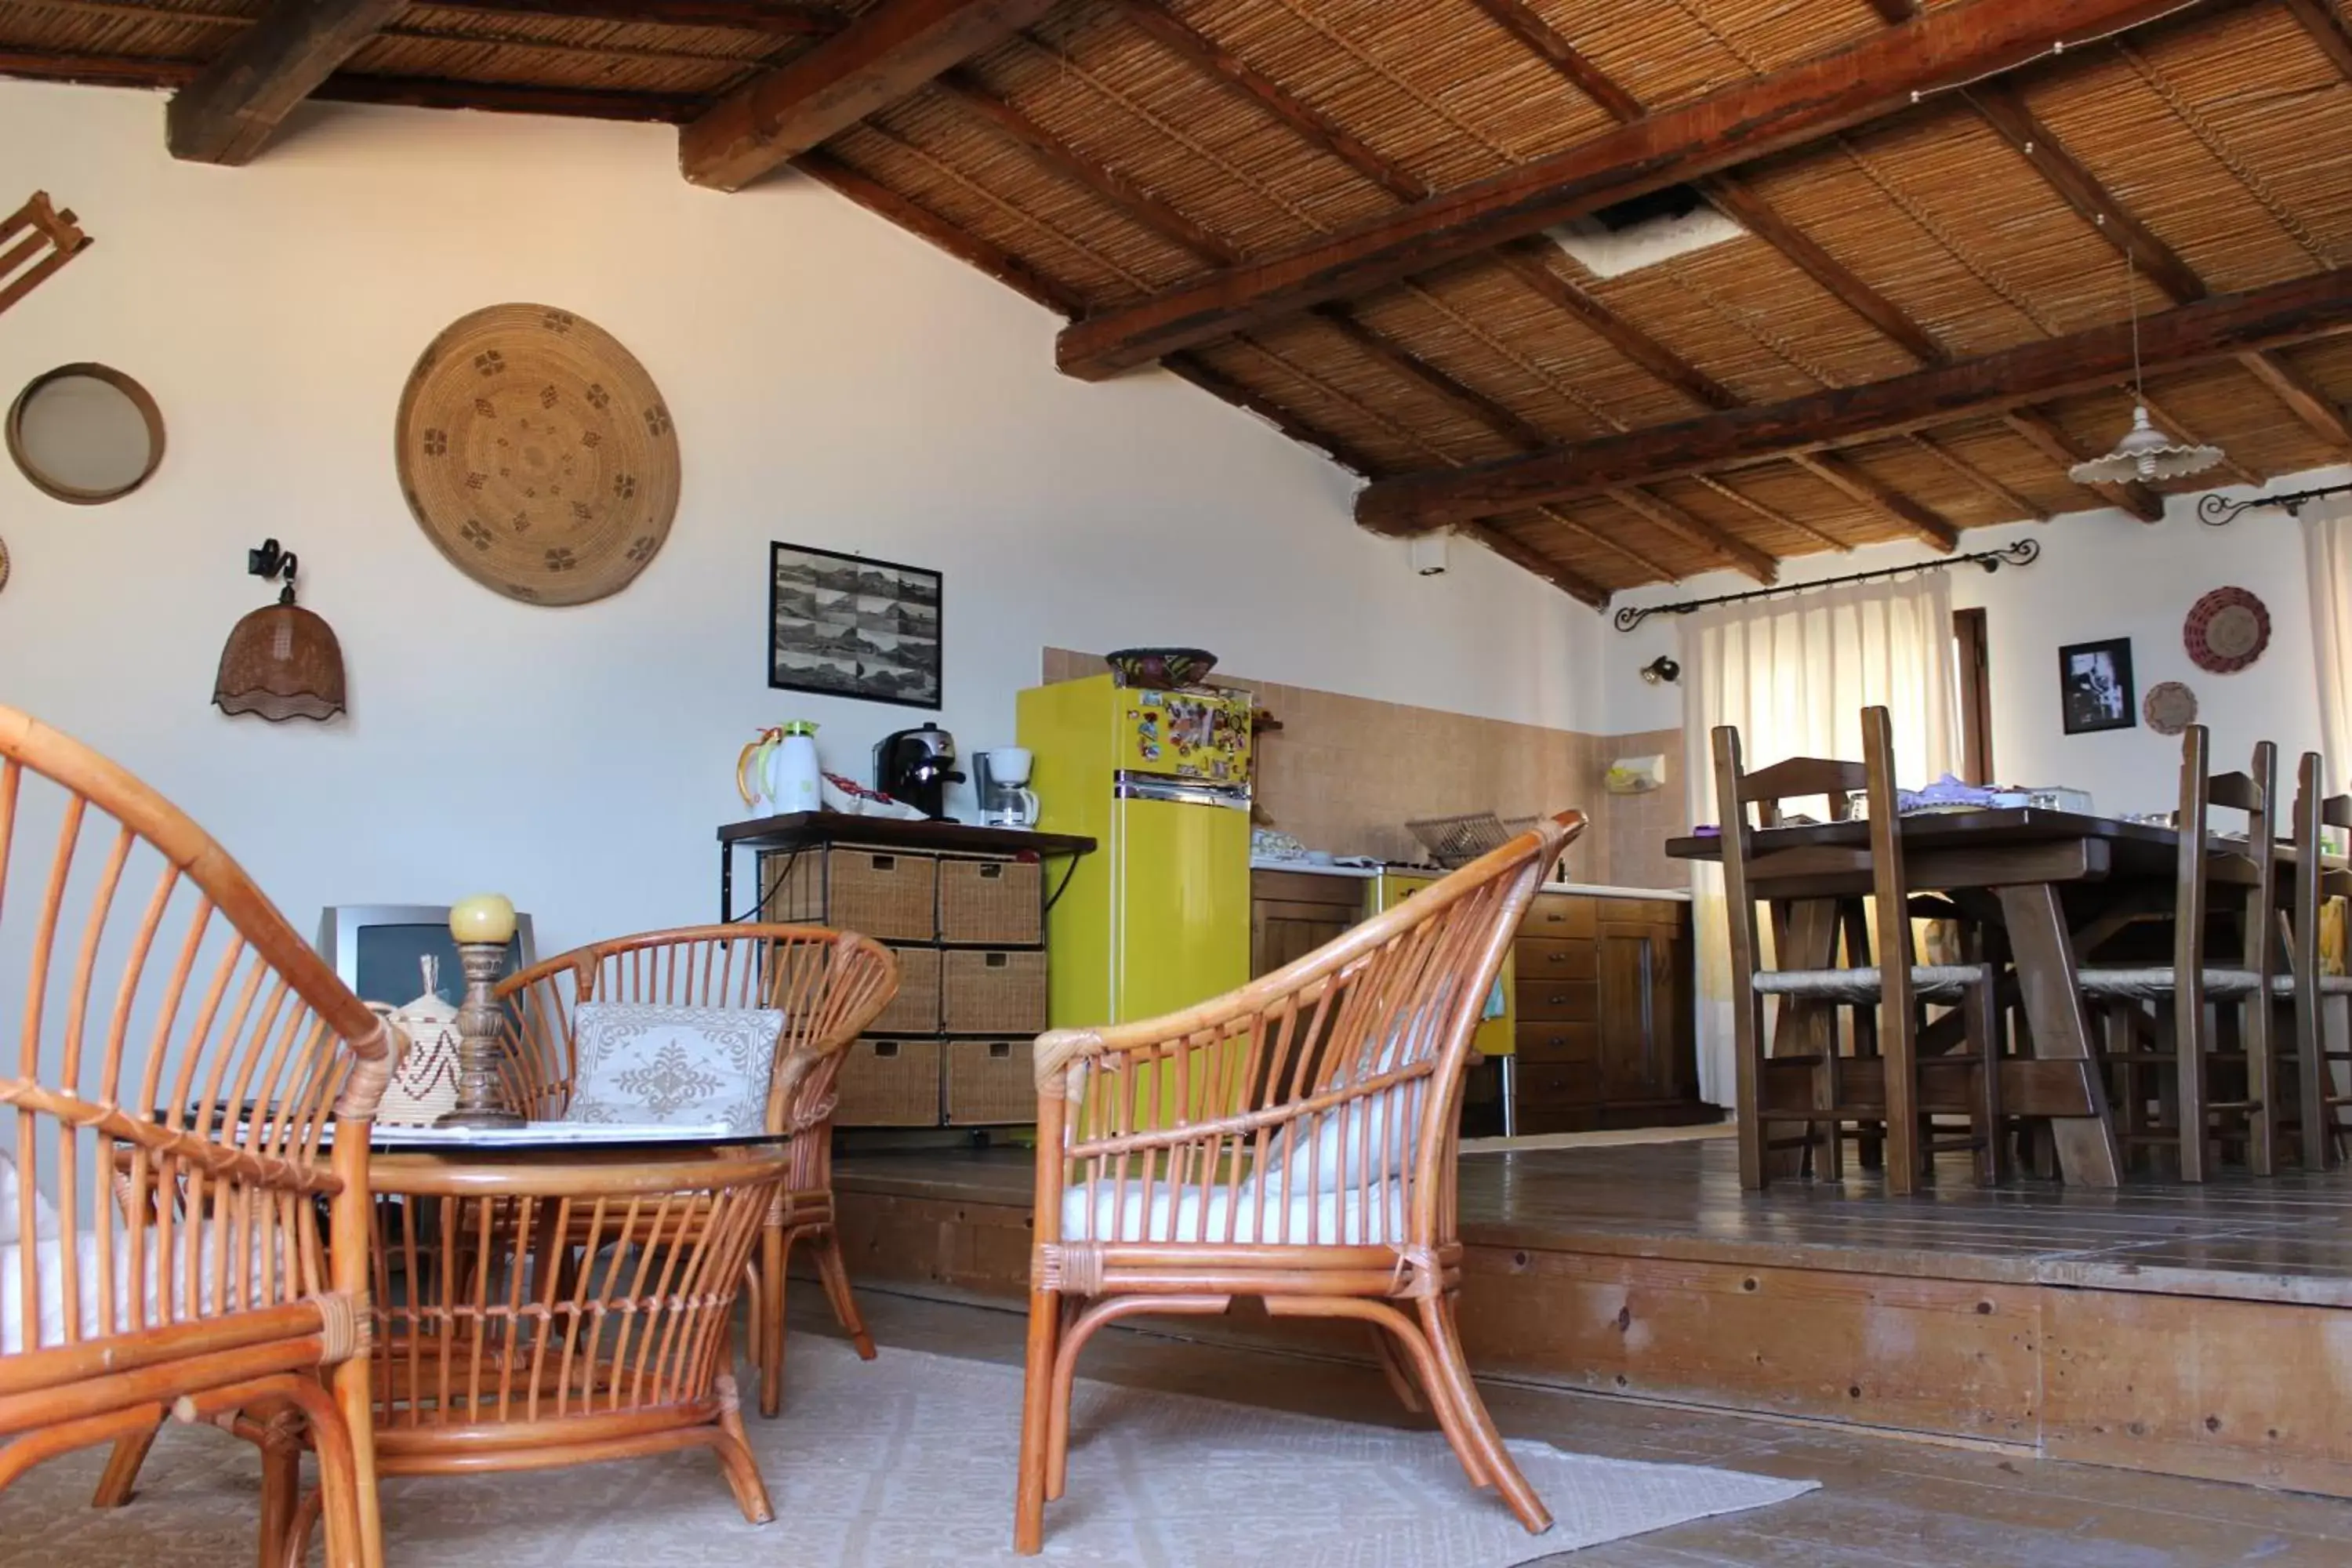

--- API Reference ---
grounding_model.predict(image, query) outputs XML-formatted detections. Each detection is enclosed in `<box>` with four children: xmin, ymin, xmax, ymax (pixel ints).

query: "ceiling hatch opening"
<box><xmin>1544</xmin><ymin>184</ymin><xmax>1746</xmax><ymax>279</ymax></box>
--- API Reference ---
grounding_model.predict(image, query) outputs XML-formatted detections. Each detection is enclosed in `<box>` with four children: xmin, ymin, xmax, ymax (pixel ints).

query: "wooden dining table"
<box><xmin>1667</xmin><ymin>807</ymin><xmax>2291</xmax><ymax>1189</ymax></box>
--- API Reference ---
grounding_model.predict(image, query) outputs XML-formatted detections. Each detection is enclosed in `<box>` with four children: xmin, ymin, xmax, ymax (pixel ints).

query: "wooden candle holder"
<box><xmin>435</xmin><ymin>939</ymin><xmax>525</xmax><ymax>1129</ymax></box>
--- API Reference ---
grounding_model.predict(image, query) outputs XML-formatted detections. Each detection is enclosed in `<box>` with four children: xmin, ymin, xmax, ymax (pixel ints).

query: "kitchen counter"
<box><xmin>1250</xmin><ymin>857</ymin><xmax>1689</xmax><ymax>902</ymax></box>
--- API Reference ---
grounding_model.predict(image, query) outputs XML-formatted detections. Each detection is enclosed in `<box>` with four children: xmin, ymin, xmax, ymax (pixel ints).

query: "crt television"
<box><xmin>315</xmin><ymin>904</ymin><xmax>539</xmax><ymax>1009</ymax></box>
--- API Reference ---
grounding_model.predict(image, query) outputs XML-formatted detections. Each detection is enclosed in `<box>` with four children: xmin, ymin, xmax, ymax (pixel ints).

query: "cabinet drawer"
<box><xmin>870</xmin><ymin>945</ymin><xmax>940</xmax><ymax>1034</ymax></box>
<box><xmin>1515</xmin><ymin>978</ymin><xmax>1597</xmax><ymax>1022</ymax></box>
<box><xmin>833</xmin><ymin>1039</ymin><xmax>942</xmax><ymax>1127</ymax></box>
<box><xmin>1514</xmin><ymin>1059</ymin><xmax>1603</xmax><ymax>1106</ymax></box>
<box><xmin>942</xmin><ymin>948</ymin><xmax>1049</xmax><ymax>1034</ymax></box>
<box><xmin>1599</xmin><ymin>898</ymin><xmax>1690</xmax><ymax>927</ymax></box>
<box><xmin>944</xmin><ymin>1040</ymin><xmax>1036</xmax><ymax>1125</ymax></box>
<box><xmin>938</xmin><ymin>856</ymin><xmax>1042</xmax><ymax>945</ymax></box>
<box><xmin>1523</xmin><ymin>894</ymin><xmax>1596</xmax><ymax>938</ymax></box>
<box><xmin>1515</xmin><ymin>935</ymin><xmax>1594</xmax><ymax>980</ymax></box>
<box><xmin>1515</xmin><ymin>1022</ymin><xmax>1598</xmax><ymax>1062</ymax></box>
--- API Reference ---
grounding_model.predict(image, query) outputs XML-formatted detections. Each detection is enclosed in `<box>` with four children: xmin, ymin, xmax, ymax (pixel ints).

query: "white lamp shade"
<box><xmin>2069</xmin><ymin>405</ymin><xmax>2224</xmax><ymax>485</ymax></box>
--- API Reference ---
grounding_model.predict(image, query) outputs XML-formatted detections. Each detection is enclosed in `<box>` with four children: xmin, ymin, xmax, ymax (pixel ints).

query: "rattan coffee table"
<box><xmin>352</xmin><ymin>1133</ymin><xmax>790</xmax><ymax>1538</ymax></box>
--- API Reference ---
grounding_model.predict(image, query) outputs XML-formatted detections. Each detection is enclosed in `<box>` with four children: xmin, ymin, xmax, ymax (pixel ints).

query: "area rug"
<box><xmin>2</xmin><ymin>1336</ymin><xmax>1813</xmax><ymax>1566</ymax></box>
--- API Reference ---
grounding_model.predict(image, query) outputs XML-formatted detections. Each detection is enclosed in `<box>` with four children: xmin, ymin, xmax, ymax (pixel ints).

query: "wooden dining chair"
<box><xmin>499</xmin><ymin>925</ymin><xmax>900</xmax><ymax>1416</ymax></box>
<box><xmin>1013</xmin><ymin>811</ymin><xmax>1586</xmax><ymax>1555</ymax></box>
<box><xmin>2285</xmin><ymin>752</ymin><xmax>2352</xmax><ymax>1167</ymax></box>
<box><xmin>1713</xmin><ymin>707</ymin><xmax>2004</xmax><ymax>1196</ymax></box>
<box><xmin>0</xmin><ymin>705</ymin><xmax>395</xmax><ymax>1567</ymax></box>
<box><xmin>2078</xmin><ymin>728</ymin><xmax>2277</xmax><ymax>1181</ymax></box>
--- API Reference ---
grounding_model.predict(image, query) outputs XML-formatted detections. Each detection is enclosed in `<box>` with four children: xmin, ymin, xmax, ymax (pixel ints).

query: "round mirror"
<box><xmin>6</xmin><ymin>364</ymin><xmax>165</xmax><ymax>505</ymax></box>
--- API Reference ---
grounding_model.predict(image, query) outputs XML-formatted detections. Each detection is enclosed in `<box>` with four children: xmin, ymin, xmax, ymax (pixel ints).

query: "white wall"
<box><xmin>0</xmin><ymin>82</ymin><xmax>1602</xmax><ymax>958</ymax></box>
<box><xmin>1607</xmin><ymin>471</ymin><xmax>2347</xmax><ymax>816</ymax></box>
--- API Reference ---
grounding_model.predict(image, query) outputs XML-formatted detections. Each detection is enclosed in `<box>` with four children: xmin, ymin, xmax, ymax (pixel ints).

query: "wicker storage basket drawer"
<box><xmin>870</xmin><ymin>945</ymin><xmax>940</xmax><ymax>1035</ymax></box>
<box><xmin>763</xmin><ymin>847</ymin><xmax>938</xmax><ymax>942</ymax></box>
<box><xmin>944</xmin><ymin>1039</ymin><xmax>1036</xmax><ymax>1125</ymax></box>
<box><xmin>937</xmin><ymin>855</ymin><xmax>1043</xmax><ymax>945</ymax></box>
<box><xmin>942</xmin><ymin>949</ymin><xmax>1049</xmax><ymax>1034</ymax></box>
<box><xmin>832</xmin><ymin>1039</ymin><xmax>942</xmax><ymax>1127</ymax></box>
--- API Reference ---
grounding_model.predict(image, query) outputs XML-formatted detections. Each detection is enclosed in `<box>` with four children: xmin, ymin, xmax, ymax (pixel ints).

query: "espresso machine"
<box><xmin>873</xmin><ymin>725</ymin><xmax>963</xmax><ymax>819</ymax></box>
<box><xmin>974</xmin><ymin>747</ymin><xmax>1040</xmax><ymax>829</ymax></box>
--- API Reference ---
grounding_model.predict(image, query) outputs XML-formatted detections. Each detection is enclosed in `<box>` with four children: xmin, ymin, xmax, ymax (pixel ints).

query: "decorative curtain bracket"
<box><xmin>1612</xmin><ymin>539</ymin><xmax>2040</xmax><ymax>632</ymax></box>
<box><xmin>2198</xmin><ymin>481</ymin><xmax>2352</xmax><ymax>529</ymax></box>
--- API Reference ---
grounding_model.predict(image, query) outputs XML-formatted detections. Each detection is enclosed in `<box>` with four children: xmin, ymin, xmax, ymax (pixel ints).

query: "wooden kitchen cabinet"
<box><xmin>1250</xmin><ymin>869</ymin><xmax>1367</xmax><ymax>978</ymax></box>
<box><xmin>1248</xmin><ymin>869</ymin><xmax>1706</xmax><ymax>1135</ymax></box>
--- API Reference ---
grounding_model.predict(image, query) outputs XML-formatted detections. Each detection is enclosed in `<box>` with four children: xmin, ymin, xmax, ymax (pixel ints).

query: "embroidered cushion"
<box><xmin>566</xmin><ymin>1002</ymin><xmax>786</xmax><ymax>1135</ymax></box>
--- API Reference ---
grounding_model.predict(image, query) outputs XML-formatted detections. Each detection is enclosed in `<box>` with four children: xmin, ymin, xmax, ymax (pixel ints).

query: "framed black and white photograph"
<box><xmin>768</xmin><ymin>542</ymin><xmax>942</xmax><ymax>710</ymax></box>
<box><xmin>2058</xmin><ymin>637</ymin><xmax>2135</xmax><ymax>735</ymax></box>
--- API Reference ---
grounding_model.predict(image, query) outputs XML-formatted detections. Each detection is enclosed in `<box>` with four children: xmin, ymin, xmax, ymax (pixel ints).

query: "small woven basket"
<box><xmin>372</xmin><ymin>956</ymin><xmax>463</xmax><ymax>1126</ymax></box>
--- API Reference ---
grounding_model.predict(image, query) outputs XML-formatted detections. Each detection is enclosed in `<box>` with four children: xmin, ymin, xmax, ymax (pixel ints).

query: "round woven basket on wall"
<box><xmin>394</xmin><ymin>303</ymin><xmax>680</xmax><ymax>607</ymax></box>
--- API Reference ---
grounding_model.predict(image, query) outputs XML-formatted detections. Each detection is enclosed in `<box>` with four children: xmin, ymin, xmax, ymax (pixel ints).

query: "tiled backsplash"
<box><xmin>1041</xmin><ymin>650</ymin><xmax>1692</xmax><ymax>889</ymax></box>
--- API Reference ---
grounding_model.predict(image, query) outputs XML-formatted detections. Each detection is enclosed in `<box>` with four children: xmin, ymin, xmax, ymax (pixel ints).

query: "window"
<box><xmin>1954</xmin><ymin>608</ymin><xmax>1993</xmax><ymax>783</ymax></box>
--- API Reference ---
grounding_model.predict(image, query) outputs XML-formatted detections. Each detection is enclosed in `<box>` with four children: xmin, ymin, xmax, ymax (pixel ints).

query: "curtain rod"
<box><xmin>1610</xmin><ymin>539</ymin><xmax>2040</xmax><ymax>633</ymax></box>
<box><xmin>2198</xmin><ymin>479</ymin><xmax>2352</xmax><ymax>528</ymax></box>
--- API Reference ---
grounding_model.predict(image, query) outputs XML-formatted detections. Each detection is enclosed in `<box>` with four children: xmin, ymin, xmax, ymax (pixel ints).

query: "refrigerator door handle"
<box><xmin>1115</xmin><ymin>776</ymin><xmax>1252</xmax><ymax>810</ymax></box>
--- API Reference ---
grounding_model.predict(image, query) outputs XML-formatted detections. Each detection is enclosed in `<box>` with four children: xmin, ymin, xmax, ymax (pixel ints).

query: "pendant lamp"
<box><xmin>213</xmin><ymin>538</ymin><xmax>347</xmax><ymax>722</ymax></box>
<box><xmin>2071</xmin><ymin>252</ymin><xmax>2224</xmax><ymax>486</ymax></box>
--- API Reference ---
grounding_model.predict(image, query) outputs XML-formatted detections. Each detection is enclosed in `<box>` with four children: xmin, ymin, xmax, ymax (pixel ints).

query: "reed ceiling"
<box><xmin>5</xmin><ymin>0</ymin><xmax>2351</xmax><ymax>604</ymax></box>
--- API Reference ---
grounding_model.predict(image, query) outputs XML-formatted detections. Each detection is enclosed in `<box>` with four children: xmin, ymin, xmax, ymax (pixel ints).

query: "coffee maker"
<box><xmin>873</xmin><ymin>725</ymin><xmax>962</xmax><ymax>819</ymax></box>
<box><xmin>974</xmin><ymin>747</ymin><xmax>1040</xmax><ymax>829</ymax></box>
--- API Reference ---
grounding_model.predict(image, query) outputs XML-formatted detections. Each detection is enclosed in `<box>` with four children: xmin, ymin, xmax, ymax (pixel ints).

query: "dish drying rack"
<box><xmin>1405</xmin><ymin>812</ymin><xmax>1548</xmax><ymax>870</ymax></box>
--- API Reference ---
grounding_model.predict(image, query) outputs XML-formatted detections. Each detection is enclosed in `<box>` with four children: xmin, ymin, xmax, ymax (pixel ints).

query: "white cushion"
<box><xmin>0</xmin><ymin>1151</ymin><xmax>59</xmax><ymax>1247</ymax></box>
<box><xmin>1059</xmin><ymin>1177</ymin><xmax>1410</xmax><ymax>1246</ymax></box>
<box><xmin>2</xmin><ymin>1225</ymin><xmax>301</xmax><ymax>1356</ymax></box>
<box><xmin>567</xmin><ymin>1002</ymin><xmax>786</xmax><ymax>1135</ymax></box>
<box><xmin>1254</xmin><ymin>1016</ymin><xmax>1436</xmax><ymax>1193</ymax></box>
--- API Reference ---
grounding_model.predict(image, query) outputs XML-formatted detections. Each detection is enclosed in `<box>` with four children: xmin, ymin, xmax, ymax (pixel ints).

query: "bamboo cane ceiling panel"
<box><xmin>6</xmin><ymin>0</ymin><xmax>2349</xmax><ymax>600</ymax></box>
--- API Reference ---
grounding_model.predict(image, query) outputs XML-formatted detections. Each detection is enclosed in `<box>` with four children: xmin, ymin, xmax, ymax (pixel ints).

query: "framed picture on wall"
<box><xmin>2058</xmin><ymin>637</ymin><xmax>2135</xmax><ymax>735</ymax></box>
<box><xmin>767</xmin><ymin>542</ymin><xmax>942</xmax><ymax>710</ymax></box>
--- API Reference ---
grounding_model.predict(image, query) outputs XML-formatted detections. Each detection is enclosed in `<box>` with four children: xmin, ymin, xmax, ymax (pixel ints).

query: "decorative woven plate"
<box><xmin>395</xmin><ymin>304</ymin><xmax>679</xmax><ymax>607</ymax></box>
<box><xmin>2143</xmin><ymin>680</ymin><xmax>2198</xmax><ymax>736</ymax></box>
<box><xmin>2183</xmin><ymin>586</ymin><xmax>2270</xmax><ymax>673</ymax></box>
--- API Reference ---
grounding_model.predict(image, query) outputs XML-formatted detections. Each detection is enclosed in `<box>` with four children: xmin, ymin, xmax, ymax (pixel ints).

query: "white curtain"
<box><xmin>2304</xmin><ymin>493</ymin><xmax>2352</xmax><ymax>794</ymax></box>
<box><xmin>1680</xmin><ymin>574</ymin><xmax>1962</xmax><ymax>1105</ymax></box>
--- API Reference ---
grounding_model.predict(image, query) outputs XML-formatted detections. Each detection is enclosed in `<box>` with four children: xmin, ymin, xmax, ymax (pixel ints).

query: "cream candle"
<box><xmin>448</xmin><ymin>892</ymin><xmax>517</xmax><ymax>946</ymax></box>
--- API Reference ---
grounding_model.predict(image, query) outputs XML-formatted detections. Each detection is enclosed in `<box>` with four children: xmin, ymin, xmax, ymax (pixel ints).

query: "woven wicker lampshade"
<box><xmin>213</xmin><ymin>539</ymin><xmax>346</xmax><ymax>723</ymax></box>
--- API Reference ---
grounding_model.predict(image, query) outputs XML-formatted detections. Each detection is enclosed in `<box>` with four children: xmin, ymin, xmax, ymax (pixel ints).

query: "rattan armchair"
<box><xmin>0</xmin><ymin>706</ymin><xmax>394</xmax><ymax>1566</ymax></box>
<box><xmin>499</xmin><ymin>924</ymin><xmax>899</xmax><ymax>1415</ymax></box>
<box><xmin>1013</xmin><ymin>811</ymin><xmax>1585</xmax><ymax>1555</ymax></box>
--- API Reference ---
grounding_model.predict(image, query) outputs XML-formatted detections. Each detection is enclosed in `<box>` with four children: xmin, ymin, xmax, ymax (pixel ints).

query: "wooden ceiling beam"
<box><xmin>421</xmin><ymin>0</ymin><xmax>841</xmax><ymax>33</ymax></box>
<box><xmin>1696</xmin><ymin>175</ymin><xmax>1950</xmax><ymax>366</ymax></box>
<box><xmin>797</xmin><ymin>146</ymin><xmax>1083</xmax><ymax>314</ymax></box>
<box><xmin>1465</xmin><ymin>524</ymin><xmax>1614</xmax><ymax>608</ymax></box>
<box><xmin>932</xmin><ymin>73</ymin><xmax>1243</xmax><ymax>266</ymax></box>
<box><xmin>1161</xmin><ymin>354</ymin><xmax>1391</xmax><ymax>478</ymax></box>
<box><xmin>1605</xmin><ymin>487</ymin><xmax>1779</xmax><ymax>582</ymax></box>
<box><xmin>1465</xmin><ymin>9</ymin><xmax>1968</xmax><ymax>552</ymax></box>
<box><xmin>1968</xmin><ymin>76</ymin><xmax>2349</xmax><ymax>458</ymax></box>
<box><xmin>802</xmin><ymin>143</ymin><xmax>1394</xmax><ymax>482</ymax></box>
<box><xmin>1791</xmin><ymin>452</ymin><xmax>1958</xmax><ymax>550</ymax></box>
<box><xmin>1055</xmin><ymin>0</ymin><xmax>2198</xmax><ymax>378</ymax></box>
<box><xmin>681</xmin><ymin>0</ymin><xmax>1058</xmax><ymax>191</ymax></box>
<box><xmin>1908</xmin><ymin>432</ymin><xmax>2049</xmax><ymax>521</ymax></box>
<box><xmin>2239</xmin><ymin>350</ymin><xmax>2352</xmax><ymax>451</ymax></box>
<box><xmin>165</xmin><ymin>0</ymin><xmax>412</xmax><ymax>164</ymax></box>
<box><xmin>1864</xmin><ymin>0</ymin><xmax>1920</xmax><ymax>21</ymax></box>
<box><xmin>0</xmin><ymin>49</ymin><xmax>707</xmax><ymax>119</ymax></box>
<box><xmin>2282</xmin><ymin>0</ymin><xmax>2352</xmax><ymax>84</ymax></box>
<box><xmin>1966</xmin><ymin>80</ymin><xmax>2205</xmax><ymax>303</ymax></box>
<box><xmin>1110</xmin><ymin>0</ymin><xmax>1426</xmax><ymax>203</ymax></box>
<box><xmin>1461</xmin><ymin>0</ymin><xmax>1642</xmax><ymax>122</ymax></box>
<box><xmin>1356</xmin><ymin>265</ymin><xmax>2352</xmax><ymax>530</ymax></box>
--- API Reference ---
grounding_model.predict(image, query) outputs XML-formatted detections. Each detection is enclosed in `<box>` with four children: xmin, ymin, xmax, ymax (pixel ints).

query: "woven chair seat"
<box><xmin>1059</xmin><ymin>1178</ymin><xmax>1410</xmax><ymax>1247</ymax></box>
<box><xmin>2078</xmin><ymin>967</ymin><xmax>2264</xmax><ymax>1000</ymax></box>
<box><xmin>1752</xmin><ymin>964</ymin><xmax>1990</xmax><ymax>1001</ymax></box>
